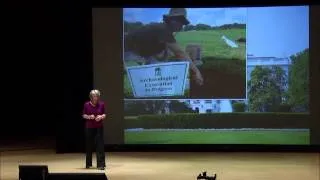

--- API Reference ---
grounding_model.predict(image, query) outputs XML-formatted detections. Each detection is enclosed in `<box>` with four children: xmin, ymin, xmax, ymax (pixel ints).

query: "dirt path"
<box><xmin>190</xmin><ymin>68</ymin><xmax>246</xmax><ymax>98</ymax></box>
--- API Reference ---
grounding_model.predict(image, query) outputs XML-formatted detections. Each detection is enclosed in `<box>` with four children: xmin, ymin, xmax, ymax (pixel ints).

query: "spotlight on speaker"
<box><xmin>19</xmin><ymin>165</ymin><xmax>49</xmax><ymax>180</ymax></box>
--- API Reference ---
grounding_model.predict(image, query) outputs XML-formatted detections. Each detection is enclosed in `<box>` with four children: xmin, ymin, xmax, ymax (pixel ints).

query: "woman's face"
<box><xmin>91</xmin><ymin>95</ymin><xmax>99</xmax><ymax>104</ymax></box>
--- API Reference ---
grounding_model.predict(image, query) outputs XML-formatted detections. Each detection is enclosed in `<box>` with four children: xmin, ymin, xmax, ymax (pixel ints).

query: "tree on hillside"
<box><xmin>183</xmin><ymin>25</ymin><xmax>196</xmax><ymax>31</ymax></box>
<box><xmin>287</xmin><ymin>49</ymin><xmax>309</xmax><ymax>112</ymax></box>
<box><xmin>195</xmin><ymin>24</ymin><xmax>212</xmax><ymax>30</ymax></box>
<box><xmin>248</xmin><ymin>66</ymin><xmax>287</xmax><ymax>112</ymax></box>
<box><xmin>219</xmin><ymin>23</ymin><xmax>246</xmax><ymax>29</ymax></box>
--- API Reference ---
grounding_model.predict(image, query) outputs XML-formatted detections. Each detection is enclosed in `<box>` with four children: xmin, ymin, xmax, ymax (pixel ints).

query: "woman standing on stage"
<box><xmin>82</xmin><ymin>89</ymin><xmax>106</xmax><ymax>170</ymax></box>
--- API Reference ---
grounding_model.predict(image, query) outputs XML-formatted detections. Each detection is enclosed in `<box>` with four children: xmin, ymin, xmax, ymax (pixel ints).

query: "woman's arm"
<box><xmin>167</xmin><ymin>42</ymin><xmax>204</xmax><ymax>85</ymax></box>
<box><xmin>83</xmin><ymin>114</ymin><xmax>92</xmax><ymax>119</ymax></box>
<box><xmin>82</xmin><ymin>104</ymin><xmax>94</xmax><ymax>120</ymax></box>
<box><xmin>167</xmin><ymin>43</ymin><xmax>200</xmax><ymax>73</ymax></box>
<box><xmin>95</xmin><ymin>103</ymin><xmax>106</xmax><ymax>121</ymax></box>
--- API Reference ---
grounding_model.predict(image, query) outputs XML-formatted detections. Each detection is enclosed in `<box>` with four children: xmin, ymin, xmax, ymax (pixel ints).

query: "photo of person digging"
<box><xmin>124</xmin><ymin>8</ymin><xmax>204</xmax><ymax>87</ymax></box>
<box><xmin>124</xmin><ymin>8</ymin><xmax>247</xmax><ymax>99</ymax></box>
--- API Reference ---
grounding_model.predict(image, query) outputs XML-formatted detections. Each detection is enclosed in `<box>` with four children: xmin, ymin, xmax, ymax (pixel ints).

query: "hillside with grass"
<box><xmin>175</xmin><ymin>29</ymin><xmax>246</xmax><ymax>61</ymax></box>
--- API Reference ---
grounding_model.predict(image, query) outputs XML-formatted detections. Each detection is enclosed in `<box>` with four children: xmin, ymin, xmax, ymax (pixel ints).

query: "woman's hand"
<box><xmin>83</xmin><ymin>114</ymin><xmax>95</xmax><ymax>120</ymax></box>
<box><xmin>95</xmin><ymin>115</ymin><xmax>102</xmax><ymax>122</ymax></box>
<box><xmin>194</xmin><ymin>71</ymin><xmax>204</xmax><ymax>86</ymax></box>
<box><xmin>95</xmin><ymin>116</ymin><xmax>101</xmax><ymax>122</ymax></box>
<box><xmin>95</xmin><ymin>114</ymin><xmax>106</xmax><ymax>122</ymax></box>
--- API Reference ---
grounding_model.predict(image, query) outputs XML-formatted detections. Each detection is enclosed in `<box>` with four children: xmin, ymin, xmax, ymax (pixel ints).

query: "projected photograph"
<box><xmin>124</xmin><ymin>6</ymin><xmax>310</xmax><ymax>145</ymax></box>
<box><xmin>123</xmin><ymin>8</ymin><xmax>247</xmax><ymax>99</ymax></box>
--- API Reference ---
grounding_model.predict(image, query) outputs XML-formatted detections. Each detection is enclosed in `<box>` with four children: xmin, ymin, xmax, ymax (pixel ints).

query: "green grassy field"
<box><xmin>125</xmin><ymin>130</ymin><xmax>309</xmax><ymax>144</ymax></box>
<box><xmin>175</xmin><ymin>29</ymin><xmax>246</xmax><ymax>61</ymax></box>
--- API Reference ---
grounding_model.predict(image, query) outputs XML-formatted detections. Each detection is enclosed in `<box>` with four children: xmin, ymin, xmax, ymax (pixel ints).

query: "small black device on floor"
<box><xmin>197</xmin><ymin>171</ymin><xmax>217</xmax><ymax>180</ymax></box>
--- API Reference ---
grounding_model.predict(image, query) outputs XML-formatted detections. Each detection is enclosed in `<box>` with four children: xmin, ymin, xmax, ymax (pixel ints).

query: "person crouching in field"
<box><xmin>124</xmin><ymin>8</ymin><xmax>204</xmax><ymax>86</ymax></box>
